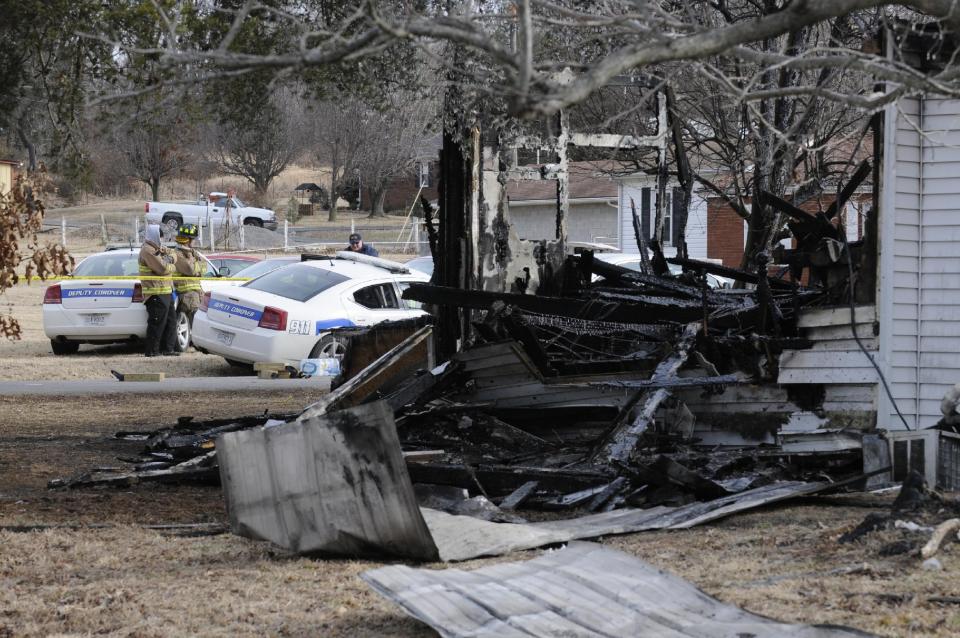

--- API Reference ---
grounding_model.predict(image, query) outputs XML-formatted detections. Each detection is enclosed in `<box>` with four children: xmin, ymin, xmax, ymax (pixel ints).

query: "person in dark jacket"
<box><xmin>346</xmin><ymin>233</ymin><xmax>379</xmax><ymax>257</ymax></box>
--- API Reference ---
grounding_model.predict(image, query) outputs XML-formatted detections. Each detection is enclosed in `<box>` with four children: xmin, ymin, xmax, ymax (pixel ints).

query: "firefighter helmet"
<box><xmin>176</xmin><ymin>223</ymin><xmax>198</xmax><ymax>243</ymax></box>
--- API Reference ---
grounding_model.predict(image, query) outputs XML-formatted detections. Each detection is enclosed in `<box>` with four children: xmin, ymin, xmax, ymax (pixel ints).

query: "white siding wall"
<box><xmin>619</xmin><ymin>182</ymin><xmax>708</xmax><ymax>259</ymax></box>
<box><xmin>508</xmin><ymin>200</ymin><xmax>619</xmax><ymax>244</ymax></box>
<box><xmin>881</xmin><ymin>96</ymin><xmax>960</xmax><ymax>429</ymax></box>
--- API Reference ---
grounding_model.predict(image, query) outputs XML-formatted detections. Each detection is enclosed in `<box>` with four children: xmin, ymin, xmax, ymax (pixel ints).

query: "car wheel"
<box><xmin>161</xmin><ymin>214</ymin><xmax>183</xmax><ymax>236</ymax></box>
<box><xmin>176</xmin><ymin>310</ymin><xmax>191</xmax><ymax>351</ymax></box>
<box><xmin>243</xmin><ymin>218</ymin><xmax>263</xmax><ymax>227</ymax></box>
<box><xmin>50</xmin><ymin>339</ymin><xmax>80</xmax><ymax>355</ymax></box>
<box><xmin>309</xmin><ymin>334</ymin><xmax>349</xmax><ymax>360</ymax></box>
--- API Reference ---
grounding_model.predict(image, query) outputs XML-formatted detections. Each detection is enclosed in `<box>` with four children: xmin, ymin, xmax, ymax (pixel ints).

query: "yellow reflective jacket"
<box><xmin>138</xmin><ymin>241</ymin><xmax>176</xmax><ymax>297</ymax></box>
<box><xmin>173</xmin><ymin>246</ymin><xmax>205</xmax><ymax>293</ymax></box>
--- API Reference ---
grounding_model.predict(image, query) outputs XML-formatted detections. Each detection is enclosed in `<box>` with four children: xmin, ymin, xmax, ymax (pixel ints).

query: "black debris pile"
<box><xmin>48</xmin><ymin>412</ymin><xmax>296</xmax><ymax>489</ymax></box>
<box><xmin>51</xmin><ymin>246</ymin><xmax>876</xmax><ymax>523</ymax></box>
<box><xmin>837</xmin><ymin>470</ymin><xmax>960</xmax><ymax>561</ymax></box>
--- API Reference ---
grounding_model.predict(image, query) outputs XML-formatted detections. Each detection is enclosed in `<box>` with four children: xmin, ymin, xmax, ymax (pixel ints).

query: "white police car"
<box><xmin>42</xmin><ymin>248</ymin><xmax>230</xmax><ymax>355</ymax></box>
<box><xmin>191</xmin><ymin>252</ymin><xmax>430</xmax><ymax>367</ymax></box>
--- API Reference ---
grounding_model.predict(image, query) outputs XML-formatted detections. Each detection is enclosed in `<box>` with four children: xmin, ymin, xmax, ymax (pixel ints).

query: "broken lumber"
<box><xmin>299</xmin><ymin>325</ymin><xmax>432</xmax><ymax>420</ymax></box>
<box><xmin>591</xmin><ymin>323</ymin><xmax>700</xmax><ymax>464</ymax></box>
<box><xmin>921</xmin><ymin>518</ymin><xmax>960</xmax><ymax>559</ymax></box>
<box><xmin>111</xmin><ymin>371</ymin><xmax>164</xmax><ymax>382</ymax></box>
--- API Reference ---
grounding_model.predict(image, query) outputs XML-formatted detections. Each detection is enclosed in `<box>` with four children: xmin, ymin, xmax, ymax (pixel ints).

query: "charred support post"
<box><xmin>591</xmin><ymin>323</ymin><xmax>700</xmax><ymax>465</ymax></box>
<box><xmin>666</xmin><ymin>87</ymin><xmax>692</xmax><ymax>261</ymax></box>
<box><xmin>630</xmin><ymin>198</ymin><xmax>652</xmax><ymax>275</ymax></box>
<box><xmin>436</xmin><ymin>130</ymin><xmax>469</xmax><ymax>362</ymax></box>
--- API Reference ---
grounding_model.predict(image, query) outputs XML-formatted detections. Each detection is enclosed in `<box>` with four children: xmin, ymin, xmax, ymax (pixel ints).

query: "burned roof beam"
<box><xmin>590</xmin><ymin>323</ymin><xmax>700</xmax><ymax>465</ymax></box>
<box><xmin>666</xmin><ymin>257</ymin><xmax>795</xmax><ymax>290</ymax></box>
<box><xmin>824</xmin><ymin>159</ymin><xmax>871</xmax><ymax>220</ymax></box>
<box><xmin>403</xmin><ymin>284</ymin><xmax>708</xmax><ymax>323</ymax></box>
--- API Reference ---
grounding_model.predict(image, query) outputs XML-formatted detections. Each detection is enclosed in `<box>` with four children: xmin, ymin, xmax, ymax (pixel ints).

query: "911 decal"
<box><xmin>287</xmin><ymin>319</ymin><xmax>312</xmax><ymax>335</ymax></box>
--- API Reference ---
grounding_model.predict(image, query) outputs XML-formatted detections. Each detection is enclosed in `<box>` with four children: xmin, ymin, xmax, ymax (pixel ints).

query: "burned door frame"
<box><xmin>433</xmin><ymin>84</ymin><xmax>671</xmax><ymax>359</ymax></box>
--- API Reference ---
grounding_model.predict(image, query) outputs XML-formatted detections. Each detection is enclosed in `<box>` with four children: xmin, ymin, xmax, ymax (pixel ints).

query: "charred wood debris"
<box><xmin>51</xmin><ymin>212</ymin><xmax>883</xmax><ymax>524</ymax></box>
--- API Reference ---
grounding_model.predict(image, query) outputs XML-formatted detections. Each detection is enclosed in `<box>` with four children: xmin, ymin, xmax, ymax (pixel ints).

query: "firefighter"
<box><xmin>138</xmin><ymin>224</ymin><xmax>178</xmax><ymax>357</ymax></box>
<box><xmin>172</xmin><ymin>223</ymin><xmax>205</xmax><ymax>347</ymax></box>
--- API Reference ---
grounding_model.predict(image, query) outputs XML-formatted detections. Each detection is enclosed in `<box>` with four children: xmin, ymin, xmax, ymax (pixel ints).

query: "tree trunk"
<box><xmin>367</xmin><ymin>187</ymin><xmax>387</xmax><ymax>218</ymax></box>
<box><xmin>150</xmin><ymin>179</ymin><xmax>160</xmax><ymax>202</ymax></box>
<box><xmin>327</xmin><ymin>174</ymin><xmax>339</xmax><ymax>222</ymax></box>
<box><xmin>16</xmin><ymin>119</ymin><xmax>37</xmax><ymax>172</ymax></box>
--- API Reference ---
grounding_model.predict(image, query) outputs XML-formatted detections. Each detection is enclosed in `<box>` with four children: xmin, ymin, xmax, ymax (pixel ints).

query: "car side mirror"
<box><xmin>219</xmin><ymin>266</ymin><xmax>231</xmax><ymax>277</ymax></box>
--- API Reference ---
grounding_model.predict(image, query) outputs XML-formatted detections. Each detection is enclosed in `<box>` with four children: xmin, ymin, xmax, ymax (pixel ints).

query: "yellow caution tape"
<box><xmin>23</xmin><ymin>275</ymin><xmax>253</xmax><ymax>282</ymax></box>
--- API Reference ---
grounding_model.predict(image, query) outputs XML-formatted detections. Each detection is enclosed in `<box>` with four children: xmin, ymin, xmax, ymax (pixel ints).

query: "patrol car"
<box><xmin>42</xmin><ymin>248</ymin><xmax>230</xmax><ymax>355</ymax></box>
<box><xmin>191</xmin><ymin>252</ymin><xmax>430</xmax><ymax>367</ymax></box>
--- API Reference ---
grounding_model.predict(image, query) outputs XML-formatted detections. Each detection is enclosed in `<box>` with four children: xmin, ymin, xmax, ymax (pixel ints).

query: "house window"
<box><xmin>661</xmin><ymin>191</ymin><xmax>672</xmax><ymax>247</ymax></box>
<box><xmin>643</xmin><ymin>188</ymin><xmax>672</xmax><ymax>246</ymax></box>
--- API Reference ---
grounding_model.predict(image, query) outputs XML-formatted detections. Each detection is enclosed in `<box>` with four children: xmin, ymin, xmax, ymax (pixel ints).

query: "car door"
<box><xmin>343</xmin><ymin>280</ymin><xmax>413</xmax><ymax>326</ymax></box>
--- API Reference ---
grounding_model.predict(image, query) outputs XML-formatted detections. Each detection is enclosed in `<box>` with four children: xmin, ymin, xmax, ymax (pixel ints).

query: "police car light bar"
<box><xmin>334</xmin><ymin>251</ymin><xmax>411</xmax><ymax>274</ymax></box>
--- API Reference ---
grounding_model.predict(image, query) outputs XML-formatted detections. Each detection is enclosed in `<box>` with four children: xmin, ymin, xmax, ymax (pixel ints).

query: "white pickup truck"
<box><xmin>145</xmin><ymin>192</ymin><xmax>278</xmax><ymax>232</ymax></box>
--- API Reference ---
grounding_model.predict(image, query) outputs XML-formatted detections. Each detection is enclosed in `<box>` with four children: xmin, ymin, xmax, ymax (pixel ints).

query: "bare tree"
<box><xmin>114</xmin><ymin>100</ymin><xmax>195</xmax><ymax>202</ymax></box>
<box><xmin>214</xmin><ymin>87</ymin><xmax>309</xmax><ymax>201</ymax></box>
<box><xmin>94</xmin><ymin>2</ymin><xmax>960</xmax><ymax>117</ymax></box>
<box><xmin>353</xmin><ymin>93</ymin><xmax>439</xmax><ymax>217</ymax></box>
<box><xmin>312</xmin><ymin>99</ymin><xmax>369</xmax><ymax>222</ymax></box>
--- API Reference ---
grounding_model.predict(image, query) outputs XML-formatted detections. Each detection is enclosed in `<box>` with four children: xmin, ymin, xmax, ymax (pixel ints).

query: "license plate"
<box><xmin>83</xmin><ymin>313</ymin><xmax>107</xmax><ymax>326</ymax></box>
<box><xmin>216</xmin><ymin>330</ymin><xmax>235</xmax><ymax>346</ymax></box>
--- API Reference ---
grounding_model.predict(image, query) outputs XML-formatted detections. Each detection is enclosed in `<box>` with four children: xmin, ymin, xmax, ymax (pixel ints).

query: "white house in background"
<box><xmin>617</xmin><ymin>178</ymin><xmax>711</xmax><ymax>259</ymax></box>
<box><xmin>506</xmin><ymin>164</ymin><xmax>619</xmax><ymax>244</ymax></box>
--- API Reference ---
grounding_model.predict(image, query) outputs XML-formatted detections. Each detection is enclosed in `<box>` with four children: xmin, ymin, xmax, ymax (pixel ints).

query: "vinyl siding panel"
<box><xmin>618</xmin><ymin>183</ymin><xmax>708</xmax><ymax>260</ymax></box>
<box><xmin>883</xmin><ymin>96</ymin><xmax>960</xmax><ymax>429</ymax></box>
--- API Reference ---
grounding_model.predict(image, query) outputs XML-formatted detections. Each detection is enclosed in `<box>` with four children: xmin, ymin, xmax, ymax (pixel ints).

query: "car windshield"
<box><xmin>73</xmin><ymin>253</ymin><xmax>139</xmax><ymax>277</ymax></box>
<box><xmin>244</xmin><ymin>263</ymin><xmax>349</xmax><ymax>302</ymax></box>
<box><xmin>234</xmin><ymin>258</ymin><xmax>296</xmax><ymax>280</ymax></box>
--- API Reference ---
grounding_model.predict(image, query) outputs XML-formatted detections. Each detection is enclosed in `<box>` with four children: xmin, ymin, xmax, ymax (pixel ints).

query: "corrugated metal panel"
<box><xmin>363</xmin><ymin>542</ymin><xmax>870</xmax><ymax>638</ymax></box>
<box><xmin>217</xmin><ymin>401</ymin><xmax>439</xmax><ymax>560</ymax></box>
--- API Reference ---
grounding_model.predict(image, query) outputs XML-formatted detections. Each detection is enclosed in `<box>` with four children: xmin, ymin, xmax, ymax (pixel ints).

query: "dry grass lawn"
<box><xmin>3</xmin><ymin>219</ymin><xmax>960</xmax><ymax>635</ymax></box>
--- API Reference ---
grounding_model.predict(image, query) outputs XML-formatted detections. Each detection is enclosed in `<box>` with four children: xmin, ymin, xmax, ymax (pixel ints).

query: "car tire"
<box><xmin>309</xmin><ymin>334</ymin><xmax>349</xmax><ymax>360</ymax></box>
<box><xmin>176</xmin><ymin>310</ymin><xmax>191</xmax><ymax>351</ymax></box>
<box><xmin>50</xmin><ymin>339</ymin><xmax>80</xmax><ymax>355</ymax></box>
<box><xmin>243</xmin><ymin>218</ymin><xmax>263</xmax><ymax>227</ymax></box>
<box><xmin>161</xmin><ymin>213</ymin><xmax>183</xmax><ymax>236</ymax></box>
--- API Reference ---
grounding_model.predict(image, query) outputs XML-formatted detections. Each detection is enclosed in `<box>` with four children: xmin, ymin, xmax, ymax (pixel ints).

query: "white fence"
<box><xmin>44</xmin><ymin>216</ymin><xmax>431</xmax><ymax>257</ymax></box>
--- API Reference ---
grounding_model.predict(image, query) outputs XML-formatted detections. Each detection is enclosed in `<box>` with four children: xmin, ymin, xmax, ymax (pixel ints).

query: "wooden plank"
<box><xmin>809</xmin><ymin>338</ymin><xmax>878</xmax><ymax>352</ymax></box>
<box><xmin>796</xmin><ymin>305</ymin><xmax>876</xmax><ymax>329</ymax></box>
<box><xmin>253</xmin><ymin>362</ymin><xmax>285</xmax><ymax>372</ymax></box>
<box><xmin>593</xmin><ymin>323</ymin><xmax>699</xmax><ymax>464</ymax></box>
<box><xmin>778</xmin><ymin>368</ymin><xmax>879</xmax><ymax>384</ymax></box>
<box><xmin>450</xmin><ymin>342</ymin><xmax>516</xmax><ymax>363</ymax></box>
<box><xmin>299</xmin><ymin>326</ymin><xmax>433</xmax><ymax>420</ymax></box>
<box><xmin>779</xmin><ymin>349</ymin><xmax>878</xmax><ymax>369</ymax></box>
<box><xmin>403</xmin><ymin>450</ymin><xmax>446</xmax><ymax>464</ymax></box>
<box><xmin>117</xmin><ymin>372</ymin><xmax>164</xmax><ymax>382</ymax></box>
<box><xmin>805</xmin><ymin>323</ymin><xmax>876</xmax><ymax>341</ymax></box>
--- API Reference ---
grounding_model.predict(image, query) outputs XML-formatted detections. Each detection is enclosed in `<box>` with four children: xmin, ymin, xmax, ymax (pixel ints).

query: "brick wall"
<box><xmin>706</xmin><ymin>199</ymin><xmax>745</xmax><ymax>267</ymax></box>
<box><xmin>706</xmin><ymin>192</ymin><xmax>871</xmax><ymax>268</ymax></box>
<box><xmin>383</xmin><ymin>163</ymin><xmax>440</xmax><ymax>212</ymax></box>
